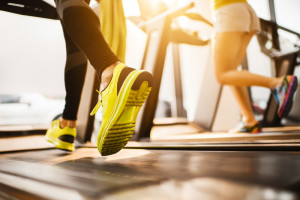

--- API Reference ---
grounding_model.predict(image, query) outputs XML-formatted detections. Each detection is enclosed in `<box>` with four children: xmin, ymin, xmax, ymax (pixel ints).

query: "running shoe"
<box><xmin>90</xmin><ymin>63</ymin><xmax>152</xmax><ymax>156</ymax></box>
<box><xmin>230</xmin><ymin>121</ymin><xmax>262</xmax><ymax>134</ymax></box>
<box><xmin>272</xmin><ymin>75</ymin><xmax>298</xmax><ymax>118</ymax></box>
<box><xmin>45</xmin><ymin>119</ymin><xmax>76</xmax><ymax>151</ymax></box>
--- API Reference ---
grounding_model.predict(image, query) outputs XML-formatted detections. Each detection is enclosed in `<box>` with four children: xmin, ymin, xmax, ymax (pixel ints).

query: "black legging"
<box><xmin>55</xmin><ymin>0</ymin><xmax>120</xmax><ymax>120</ymax></box>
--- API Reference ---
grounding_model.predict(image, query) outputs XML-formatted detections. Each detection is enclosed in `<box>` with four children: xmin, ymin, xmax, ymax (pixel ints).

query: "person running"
<box><xmin>212</xmin><ymin>0</ymin><xmax>298</xmax><ymax>133</ymax></box>
<box><xmin>45</xmin><ymin>0</ymin><xmax>153</xmax><ymax>156</ymax></box>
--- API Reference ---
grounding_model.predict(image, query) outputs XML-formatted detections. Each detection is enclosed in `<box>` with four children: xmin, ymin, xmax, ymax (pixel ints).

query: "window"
<box><xmin>274</xmin><ymin>0</ymin><xmax>300</xmax><ymax>34</ymax></box>
<box><xmin>248</xmin><ymin>0</ymin><xmax>270</xmax><ymax>20</ymax></box>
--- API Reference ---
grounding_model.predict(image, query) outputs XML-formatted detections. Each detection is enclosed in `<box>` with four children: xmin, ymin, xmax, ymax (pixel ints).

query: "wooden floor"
<box><xmin>0</xmin><ymin>148</ymin><xmax>300</xmax><ymax>199</ymax></box>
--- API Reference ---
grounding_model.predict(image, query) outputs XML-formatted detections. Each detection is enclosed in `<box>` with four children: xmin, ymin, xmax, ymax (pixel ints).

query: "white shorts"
<box><xmin>213</xmin><ymin>2</ymin><xmax>260</xmax><ymax>33</ymax></box>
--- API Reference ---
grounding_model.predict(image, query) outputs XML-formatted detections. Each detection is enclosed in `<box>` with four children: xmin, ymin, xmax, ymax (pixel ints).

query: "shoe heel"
<box><xmin>100</xmin><ymin>82</ymin><xmax>152</xmax><ymax>156</ymax></box>
<box><xmin>98</xmin><ymin>70</ymin><xmax>153</xmax><ymax>156</ymax></box>
<box><xmin>131</xmin><ymin>71</ymin><xmax>153</xmax><ymax>90</ymax></box>
<box><xmin>126</xmin><ymin>81</ymin><xmax>152</xmax><ymax>106</ymax></box>
<box><xmin>100</xmin><ymin>122</ymin><xmax>135</xmax><ymax>156</ymax></box>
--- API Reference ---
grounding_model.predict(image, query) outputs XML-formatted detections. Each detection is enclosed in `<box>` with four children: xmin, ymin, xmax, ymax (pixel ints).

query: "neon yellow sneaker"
<box><xmin>90</xmin><ymin>63</ymin><xmax>152</xmax><ymax>156</ymax></box>
<box><xmin>45</xmin><ymin>119</ymin><xmax>76</xmax><ymax>151</ymax></box>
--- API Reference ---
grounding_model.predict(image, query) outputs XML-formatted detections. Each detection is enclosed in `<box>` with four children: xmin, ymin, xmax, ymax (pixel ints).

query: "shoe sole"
<box><xmin>278</xmin><ymin>76</ymin><xmax>298</xmax><ymax>118</ymax></box>
<box><xmin>97</xmin><ymin>70</ymin><xmax>152</xmax><ymax>156</ymax></box>
<box><xmin>45</xmin><ymin>135</ymin><xmax>74</xmax><ymax>152</ymax></box>
<box><xmin>230</xmin><ymin>128</ymin><xmax>262</xmax><ymax>134</ymax></box>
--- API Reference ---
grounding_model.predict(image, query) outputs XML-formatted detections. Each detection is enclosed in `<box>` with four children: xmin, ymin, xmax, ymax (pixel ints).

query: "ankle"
<box><xmin>101</xmin><ymin>61</ymin><xmax>121</xmax><ymax>88</ymax></box>
<box><xmin>60</xmin><ymin>119</ymin><xmax>77</xmax><ymax>129</ymax></box>
<box><xmin>270</xmin><ymin>77</ymin><xmax>283</xmax><ymax>90</ymax></box>
<box><xmin>243</xmin><ymin>118</ymin><xmax>258</xmax><ymax>127</ymax></box>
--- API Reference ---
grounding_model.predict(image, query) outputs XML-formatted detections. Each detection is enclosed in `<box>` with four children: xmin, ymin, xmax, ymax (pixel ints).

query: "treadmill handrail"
<box><xmin>182</xmin><ymin>13</ymin><xmax>213</xmax><ymax>27</ymax></box>
<box><xmin>0</xmin><ymin>0</ymin><xmax>59</xmax><ymax>20</ymax></box>
<box><xmin>139</xmin><ymin>2</ymin><xmax>195</xmax><ymax>33</ymax></box>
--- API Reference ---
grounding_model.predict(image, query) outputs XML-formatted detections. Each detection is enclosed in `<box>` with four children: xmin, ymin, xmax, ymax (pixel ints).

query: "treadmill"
<box><xmin>1</xmin><ymin>1</ymin><xmax>300</xmax><ymax>199</ymax></box>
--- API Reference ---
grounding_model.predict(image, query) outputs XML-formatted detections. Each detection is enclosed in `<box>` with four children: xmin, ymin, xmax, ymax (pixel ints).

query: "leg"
<box><xmin>61</xmin><ymin>23</ymin><xmax>88</xmax><ymax>127</ymax></box>
<box><xmin>229</xmin><ymin>32</ymin><xmax>256</xmax><ymax>125</ymax></box>
<box><xmin>53</xmin><ymin>0</ymin><xmax>153</xmax><ymax>155</ymax></box>
<box><xmin>213</xmin><ymin>32</ymin><xmax>280</xmax><ymax>127</ymax></box>
<box><xmin>45</xmin><ymin>22</ymin><xmax>88</xmax><ymax>151</ymax></box>
<box><xmin>214</xmin><ymin>32</ymin><xmax>281</xmax><ymax>88</ymax></box>
<box><xmin>229</xmin><ymin>86</ymin><xmax>256</xmax><ymax>125</ymax></box>
<box><xmin>55</xmin><ymin>0</ymin><xmax>120</xmax><ymax>86</ymax></box>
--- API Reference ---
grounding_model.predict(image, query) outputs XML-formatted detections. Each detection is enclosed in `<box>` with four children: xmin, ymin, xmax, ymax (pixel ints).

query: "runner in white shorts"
<box><xmin>212</xmin><ymin>0</ymin><xmax>298</xmax><ymax>133</ymax></box>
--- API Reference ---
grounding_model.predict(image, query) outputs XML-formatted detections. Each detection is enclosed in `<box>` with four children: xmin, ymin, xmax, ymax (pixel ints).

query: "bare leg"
<box><xmin>213</xmin><ymin>32</ymin><xmax>281</xmax><ymax>88</ymax></box>
<box><xmin>213</xmin><ymin>32</ymin><xmax>281</xmax><ymax>126</ymax></box>
<box><xmin>229</xmin><ymin>32</ymin><xmax>256</xmax><ymax>125</ymax></box>
<box><xmin>61</xmin><ymin>119</ymin><xmax>77</xmax><ymax>128</ymax></box>
<box><xmin>230</xmin><ymin>86</ymin><xmax>256</xmax><ymax>125</ymax></box>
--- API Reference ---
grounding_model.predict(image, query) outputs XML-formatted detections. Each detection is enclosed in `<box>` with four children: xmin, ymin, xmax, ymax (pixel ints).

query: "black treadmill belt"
<box><xmin>126</xmin><ymin>141</ymin><xmax>300</xmax><ymax>151</ymax></box>
<box><xmin>0</xmin><ymin>148</ymin><xmax>300</xmax><ymax>199</ymax></box>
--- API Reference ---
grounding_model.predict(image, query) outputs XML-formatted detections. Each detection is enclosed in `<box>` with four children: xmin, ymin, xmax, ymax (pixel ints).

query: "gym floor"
<box><xmin>1</xmin><ymin>146</ymin><xmax>300</xmax><ymax>200</ymax></box>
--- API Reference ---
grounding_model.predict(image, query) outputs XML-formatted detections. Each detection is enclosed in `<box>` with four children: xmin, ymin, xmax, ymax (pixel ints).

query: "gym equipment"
<box><xmin>1</xmin><ymin>148</ymin><xmax>300</xmax><ymax>199</ymax></box>
<box><xmin>130</xmin><ymin>2</ymin><xmax>213</xmax><ymax>140</ymax></box>
<box><xmin>0</xmin><ymin>0</ymin><xmax>59</xmax><ymax>20</ymax></box>
<box><xmin>256</xmin><ymin>18</ymin><xmax>300</xmax><ymax>127</ymax></box>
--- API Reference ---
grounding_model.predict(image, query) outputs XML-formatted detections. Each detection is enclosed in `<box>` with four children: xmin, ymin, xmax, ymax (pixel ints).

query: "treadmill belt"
<box><xmin>0</xmin><ymin>148</ymin><xmax>300</xmax><ymax>199</ymax></box>
<box><xmin>126</xmin><ymin>141</ymin><xmax>300</xmax><ymax>151</ymax></box>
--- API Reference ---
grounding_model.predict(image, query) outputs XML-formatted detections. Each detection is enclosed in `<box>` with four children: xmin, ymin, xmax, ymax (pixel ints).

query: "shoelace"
<box><xmin>90</xmin><ymin>90</ymin><xmax>107</xmax><ymax>116</ymax></box>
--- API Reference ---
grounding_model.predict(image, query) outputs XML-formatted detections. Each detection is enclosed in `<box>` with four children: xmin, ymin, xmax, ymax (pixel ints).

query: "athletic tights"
<box><xmin>54</xmin><ymin>0</ymin><xmax>119</xmax><ymax>120</ymax></box>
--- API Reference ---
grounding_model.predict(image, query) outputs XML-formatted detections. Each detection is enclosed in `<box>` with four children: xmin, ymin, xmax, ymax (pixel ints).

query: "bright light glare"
<box><xmin>122</xmin><ymin>0</ymin><xmax>140</xmax><ymax>17</ymax></box>
<box><xmin>162</xmin><ymin>0</ymin><xmax>178</xmax><ymax>6</ymax></box>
